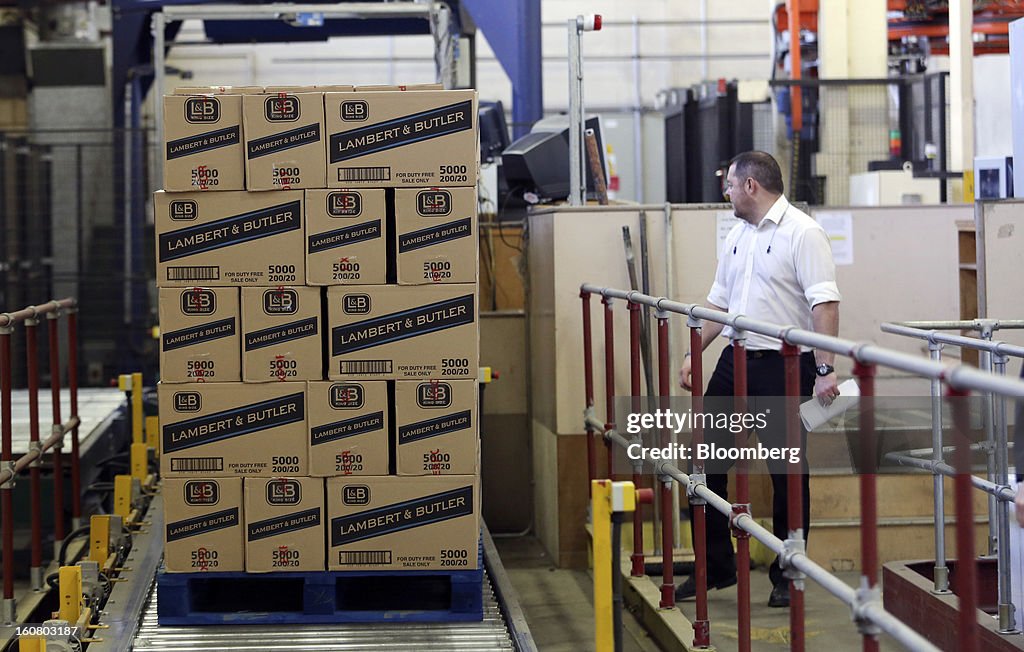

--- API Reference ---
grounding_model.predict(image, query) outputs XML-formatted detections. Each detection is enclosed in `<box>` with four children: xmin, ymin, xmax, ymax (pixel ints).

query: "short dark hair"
<box><xmin>730</xmin><ymin>151</ymin><xmax>784</xmax><ymax>195</ymax></box>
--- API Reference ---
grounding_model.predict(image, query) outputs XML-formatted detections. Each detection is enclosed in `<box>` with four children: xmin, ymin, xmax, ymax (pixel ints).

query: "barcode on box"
<box><xmin>171</xmin><ymin>457</ymin><xmax>224</xmax><ymax>472</ymax></box>
<box><xmin>168</xmin><ymin>266</ymin><xmax>220</xmax><ymax>281</ymax></box>
<box><xmin>339</xmin><ymin>360</ymin><xmax>392</xmax><ymax>375</ymax></box>
<box><xmin>338</xmin><ymin>167</ymin><xmax>390</xmax><ymax>182</ymax></box>
<box><xmin>338</xmin><ymin>550</ymin><xmax>392</xmax><ymax>565</ymax></box>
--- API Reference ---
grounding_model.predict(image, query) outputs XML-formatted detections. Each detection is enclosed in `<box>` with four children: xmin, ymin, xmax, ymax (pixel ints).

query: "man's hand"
<box><xmin>1015</xmin><ymin>485</ymin><xmax>1024</xmax><ymax>528</ymax></box>
<box><xmin>679</xmin><ymin>354</ymin><xmax>693</xmax><ymax>391</ymax></box>
<box><xmin>815</xmin><ymin>372</ymin><xmax>840</xmax><ymax>406</ymax></box>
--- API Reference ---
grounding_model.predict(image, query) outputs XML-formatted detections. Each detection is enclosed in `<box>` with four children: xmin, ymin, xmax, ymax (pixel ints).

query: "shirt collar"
<box><xmin>757</xmin><ymin>195</ymin><xmax>789</xmax><ymax>229</ymax></box>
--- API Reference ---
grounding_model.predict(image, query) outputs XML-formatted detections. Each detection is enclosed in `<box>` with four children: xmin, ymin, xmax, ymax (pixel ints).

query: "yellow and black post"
<box><xmin>592</xmin><ymin>479</ymin><xmax>652</xmax><ymax>652</ymax></box>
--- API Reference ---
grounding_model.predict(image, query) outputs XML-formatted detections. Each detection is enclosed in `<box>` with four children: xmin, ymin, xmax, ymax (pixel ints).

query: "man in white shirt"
<box><xmin>676</xmin><ymin>151</ymin><xmax>841</xmax><ymax>608</ymax></box>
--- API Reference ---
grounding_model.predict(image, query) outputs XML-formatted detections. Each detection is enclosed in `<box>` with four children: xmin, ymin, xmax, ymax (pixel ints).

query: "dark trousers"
<box><xmin>687</xmin><ymin>346</ymin><xmax>815</xmax><ymax>587</ymax></box>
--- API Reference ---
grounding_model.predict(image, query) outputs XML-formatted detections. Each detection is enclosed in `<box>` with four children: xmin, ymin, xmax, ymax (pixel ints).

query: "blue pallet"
<box><xmin>157</xmin><ymin>546</ymin><xmax>484</xmax><ymax>625</ymax></box>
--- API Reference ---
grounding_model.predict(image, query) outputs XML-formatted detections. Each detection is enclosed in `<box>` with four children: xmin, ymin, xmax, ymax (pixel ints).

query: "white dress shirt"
<box><xmin>708</xmin><ymin>195</ymin><xmax>841</xmax><ymax>351</ymax></box>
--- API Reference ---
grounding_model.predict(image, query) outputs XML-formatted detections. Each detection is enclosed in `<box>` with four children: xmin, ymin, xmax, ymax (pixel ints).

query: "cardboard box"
<box><xmin>241</xmin><ymin>286</ymin><xmax>322</xmax><ymax>382</ymax></box>
<box><xmin>326</xmin><ymin>284</ymin><xmax>478</xmax><ymax>380</ymax></box>
<box><xmin>164</xmin><ymin>477</ymin><xmax>244</xmax><ymax>572</ymax></box>
<box><xmin>395</xmin><ymin>187</ymin><xmax>477</xmax><ymax>284</ymax></box>
<box><xmin>244</xmin><ymin>477</ymin><xmax>325</xmax><ymax>572</ymax></box>
<box><xmin>325</xmin><ymin>89</ymin><xmax>478</xmax><ymax>188</ymax></box>
<box><xmin>395</xmin><ymin>380</ymin><xmax>478</xmax><ymax>476</ymax></box>
<box><xmin>243</xmin><ymin>92</ymin><xmax>326</xmax><ymax>190</ymax></box>
<box><xmin>352</xmin><ymin>84</ymin><xmax>443</xmax><ymax>92</ymax></box>
<box><xmin>327</xmin><ymin>475</ymin><xmax>479</xmax><ymax>571</ymax></box>
<box><xmin>174</xmin><ymin>86</ymin><xmax>263</xmax><ymax>95</ymax></box>
<box><xmin>159</xmin><ymin>287</ymin><xmax>240</xmax><ymax>383</ymax></box>
<box><xmin>159</xmin><ymin>382</ymin><xmax>307</xmax><ymax>477</ymax></box>
<box><xmin>307</xmin><ymin>381</ymin><xmax>389</xmax><ymax>477</ymax></box>
<box><xmin>154</xmin><ymin>190</ymin><xmax>305</xmax><ymax>287</ymax></box>
<box><xmin>305</xmin><ymin>189</ymin><xmax>387</xmax><ymax>285</ymax></box>
<box><xmin>164</xmin><ymin>92</ymin><xmax>247</xmax><ymax>191</ymax></box>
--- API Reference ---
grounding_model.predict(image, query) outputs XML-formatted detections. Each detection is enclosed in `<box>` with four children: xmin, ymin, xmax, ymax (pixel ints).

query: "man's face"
<box><xmin>724</xmin><ymin>164</ymin><xmax>752</xmax><ymax>221</ymax></box>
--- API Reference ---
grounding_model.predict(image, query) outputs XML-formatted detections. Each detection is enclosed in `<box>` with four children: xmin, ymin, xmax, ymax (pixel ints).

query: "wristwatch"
<box><xmin>815</xmin><ymin>363</ymin><xmax>835</xmax><ymax>377</ymax></box>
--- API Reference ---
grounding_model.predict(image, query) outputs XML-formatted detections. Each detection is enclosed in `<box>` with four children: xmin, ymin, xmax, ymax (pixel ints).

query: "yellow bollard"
<box><xmin>58</xmin><ymin>565</ymin><xmax>83</xmax><ymax>624</ymax></box>
<box><xmin>592</xmin><ymin>480</ymin><xmax>638</xmax><ymax>652</ymax></box>
<box><xmin>17</xmin><ymin>636</ymin><xmax>46</xmax><ymax>652</ymax></box>
<box><xmin>130</xmin><ymin>443</ymin><xmax>148</xmax><ymax>482</ymax></box>
<box><xmin>89</xmin><ymin>515</ymin><xmax>111</xmax><ymax>565</ymax></box>
<box><xmin>132</xmin><ymin>372</ymin><xmax>143</xmax><ymax>444</ymax></box>
<box><xmin>113</xmin><ymin>475</ymin><xmax>134</xmax><ymax>520</ymax></box>
<box><xmin>145</xmin><ymin>415</ymin><xmax>159</xmax><ymax>453</ymax></box>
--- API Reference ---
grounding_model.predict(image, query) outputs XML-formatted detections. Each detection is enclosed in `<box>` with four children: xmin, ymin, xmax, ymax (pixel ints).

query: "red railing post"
<box><xmin>25</xmin><ymin>311</ymin><xmax>44</xmax><ymax>591</ymax></box>
<box><xmin>581</xmin><ymin>291</ymin><xmax>597</xmax><ymax>495</ymax></box>
<box><xmin>602</xmin><ymin>294</ymin><xmax>615</xmax><ymax>480</ymax></box>
<box><xmin>782</xmin><ymin>342</ymin><xmax>805</xmax><ymax>652</ymax></box>
<box><xmin>0</xmin><ymin>321</ymin><xmax>13</xmax><ymax>622</ymax></box>
<box><xmin>66</xmin><ymin>306</ymin><xmax>81</xmax><ymax>529</ymax></box>
<box><xmin>688</xmin><ymin>315</ymin><xmax>711</xmax><ymax>648</ymax></box>
<box><xmin>731</xmin><ymin>336</ymin><xmax>751</xmax><ymax>652</ymax></box>
<box><xmin>47</xmin><ymin>308</ymin><xmax>65</xmax><ymax>545</ymax></box>
<box><xmin>628</xmin><ymin>300</ymin><xmax>645</xmax><ymax>578</ymax></box>
<box><xmin>949</xmin><ymin>385</ymin><xmax>979</xmax><ymax>652</ymax></box>
<box><xmin>657</xmin><ymin>311</ymin><xmax>674</xmax><ymax>608</ymax></box>
<box><xmin>853</xmin><ymin>361</ymin><xmax>880</xmax><ymax>652</ymax></box>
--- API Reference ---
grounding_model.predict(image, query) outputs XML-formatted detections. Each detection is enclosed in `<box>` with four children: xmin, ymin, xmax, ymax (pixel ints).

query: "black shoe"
<box><xmin>674</xmin><ymin>574</ymin><xmax>738</xmax><ymax>601</ymax></box>
<box><xmin>768</xmin><ymin>583</ymin><xmax>790</xmax><ymax>608</ymax></box>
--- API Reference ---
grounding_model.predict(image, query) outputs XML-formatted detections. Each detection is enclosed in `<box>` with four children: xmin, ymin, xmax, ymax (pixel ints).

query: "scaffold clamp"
<box><xmin>852</xmin><ymin>582</ymin><xmax>883</xmax><ymax>637</ymax></box>
<box><xmin>686</xmin><ymin>472</ymin><xmax>706</xmax><ymax>505</ymax></box>
<box><xmin>28</xmin><ymin>440</ymin><xmax>42</xmax><ymax>468</ymax></box>
<box><xmin>730</xmin><ymin>502</ymin><xmax>751</xmax><ymax>539</ymax></box>
<box><xmin>52</xmin><ymin>423</ymin><xmax>65</xmax><ymax>449</ymax></box>
<box><xmin>780</xmin><ymin>533</ymin><xmax>807</xmax><ymax>588</ymax></box>
<box><xmin>0</xmin><ymin>461</ymin><xmax>14</xmax><ymax>489</ymax></box>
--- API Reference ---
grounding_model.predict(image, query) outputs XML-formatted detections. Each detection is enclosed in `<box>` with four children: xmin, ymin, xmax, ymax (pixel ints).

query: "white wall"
<box><xmin>974</xmin><ymin>55</ymin><xmax>1013</xmax><ymax>158</ymax></box>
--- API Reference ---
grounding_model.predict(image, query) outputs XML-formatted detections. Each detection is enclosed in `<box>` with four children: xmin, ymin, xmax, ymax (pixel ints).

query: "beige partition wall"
<box><xmin>529</xmin><ymin>202</ymin><xmax>974</xmax><ymax>567</ymax></box>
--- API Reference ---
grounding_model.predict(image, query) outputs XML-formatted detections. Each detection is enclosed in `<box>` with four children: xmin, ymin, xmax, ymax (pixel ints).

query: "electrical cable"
<box><xmin>58</xmin><ymin>525</ymin><xmax>91</xmax><ymax>567</ymax></box>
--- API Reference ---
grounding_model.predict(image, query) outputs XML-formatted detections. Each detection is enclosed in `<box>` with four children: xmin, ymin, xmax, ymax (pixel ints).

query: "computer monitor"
<box><xmin>500</xmin><ymin>114</ymin><xmax>608</xmax><ymax>202</ymax></box>
<box><xmin>479</xmin><ymin>101</ymin><xmax>510</xmax><ymax>164</ymax></box>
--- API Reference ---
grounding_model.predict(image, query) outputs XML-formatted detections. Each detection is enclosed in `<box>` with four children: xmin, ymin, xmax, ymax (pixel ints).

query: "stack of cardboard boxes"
<box><xmin>156</xmin><ymin>84</ymin><xmax>481</xmax><ymax>576</ymax></box>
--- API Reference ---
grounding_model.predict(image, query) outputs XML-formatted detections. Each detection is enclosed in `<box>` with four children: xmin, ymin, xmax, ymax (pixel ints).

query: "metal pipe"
<box><xmin>979</xmin><ymin>347</ymin><xmax>998</xmax><ymax>556</ymax></box>
<box><xmin>855</xmin><ymin>361</ymin><xmax>880</xmax><ymax>652</ymax></box>
<box><xmin>665</xmin><ymin>204</ymin><xmax>680</xmax><ymax>550</ymax></box>
<box><xmin>628</xmin><ymin>302</ymin><xmax>645</xmax><ymax>577</ymax></box>
<box><xmin>783</xmin><ymin>343</ymin><xmax>805</xmax><ymax>652</ymax></box>
<box><xmin>652</xmin><ymin>451</ymin><xmax>940</xmax><ymax>650</ymax></box>
<box><xmin>0</xmin><ymin>298</ymin><xmax>75</xmax><ymax>327</ymax></box>
<box><xmin>48</xmin><ymin>311</ymin><xmax>65</xmax><ymax>543</ymax></box>
<box><xmin>25</xmin><ymin>314</ymin><xmax>43</xmax><ymax>588</ymax></box>
<box><xmin>577</xmin><ymin>286</ymin><xmax>1024</xmax><ymax>400</ymax></box>
<box><xmin>568</xmin><ymin>18</ymin><xmax>584</xmax><ymax>207</ymax></box>
<box><xmin>0</xmin><ymin>416</ymin><xmax>80</xmax><ymax>489</ymax></box>
<box><xmin>603</xmin><ymin>296</ymin><xmax>616</xmax><ymax>479</ymax></box>
<box><xmin>153</xmin><ymin>11</ymin><xmax>165</xmax><ymax>186</ymax></box>
<box><xmin>881</xmin><ymin>322</ymin><xmax>1024</xmax><ymax>358</ymax></box>
<box><xmin>657</xmin><ymin>314</ymin><xmax>674</xmax><ymax>609</ymax></box>
<box><xmin>1</xmin><ymin>328</ymin><xmax>13</xmax><ymax>606</ymax></box>
<box><xmin>789</xmin><ymin>0</ymin><xmax>803</xmax><ymax>133</ymax></box>
<box><xmin>732</xmin><ymin>337</ymin><xmax>751</xmax><ymax>652</ymax></box>
<box><xmin>992</xmin><ymin>356</ymin><xmax>1017</xmax><ymax>633</ymax></box>
<box><xmin>885</xmin><ymin>453</ymin><xmax>1016</xmax><ymax>502</ymax></box>
<box><xmin>929</xmin><ymin>343</ymin><xmax>950</xmax><ymax>594</ymax></box>
<box><xmin>582</xmin><ymin>292</ymin><xmax>597</xmax><ymax>494</ymax></box>
<box><xmin>689</xmin><ymin>319</ymin><xmax>710</xmax><ymax>649</ymax></box>
<box><xmin>67</xmin><ymin>308</ymin><xmax>81</xmax><ymax>527</ymax></box>
<box><xmin>898</xmin><ymin>319</ymin><xmax>1024</xmax><ymax>332</ymax></box>
<box><xmin>950</xmin><ymin>387</ymin><xmax>979</xmax><ymax>652</ymax></box>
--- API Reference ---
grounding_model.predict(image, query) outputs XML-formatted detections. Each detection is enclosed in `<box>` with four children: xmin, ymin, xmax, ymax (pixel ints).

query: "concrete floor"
<box><xmin>495</xmin><ymin>536</ymin><xmax>901</xmax><ymax>651</ymax></box>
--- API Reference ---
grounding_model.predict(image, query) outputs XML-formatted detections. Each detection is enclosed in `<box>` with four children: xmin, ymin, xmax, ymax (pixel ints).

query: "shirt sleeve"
<box><xmin>793</xmin><ymin>225</ymin><xmax>841</xmax><ymax>307</ymax></box>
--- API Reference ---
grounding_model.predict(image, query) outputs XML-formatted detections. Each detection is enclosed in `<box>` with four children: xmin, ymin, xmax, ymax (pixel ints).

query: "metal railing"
<box><xmin>580</xmin><ymin>285</ymin><xmax>1024</xmax><ymax>652</ymax></box>
<box><xmin>880</xmin><ymin>319</ymin><xmax>1024</xmax><ymax>634</ymax></box>
<box><xmin>0</xmin><ymin>298</ymin><xmax>81</xmax><ymax>624</ymax></box>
